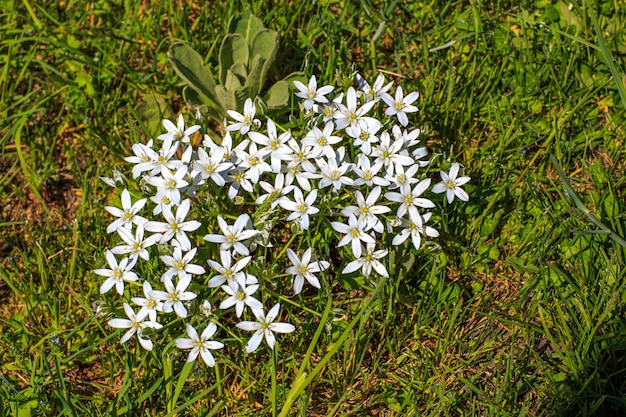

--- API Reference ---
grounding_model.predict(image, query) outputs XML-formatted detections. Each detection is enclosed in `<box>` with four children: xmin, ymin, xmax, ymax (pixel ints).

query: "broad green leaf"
<box><xmin>183</xmin><ymin>86</ymin><xmax>225</xmax><ymax>120</ymax></box>
<box><xmin>168</xmin><ymin>42</ymin><xmax>220</xmax><ymax>107</ymax></box>
<box><xmin>216</xmin><ymin>85</ymin><xmax>249</xmax><ymax>113</ymax></box>
<box><xmin>247</xmin><ymin>54</ymin><xmax>266</xmax><ymax>96</ymax></box>
<box><xmin>228</xmin><ymin>13</ymin><xmax>264</xmax><ymax>44</ymax></box>
<box><xmin>263</xmin><ymin>80</ymin><xmax>289</xmax><ymax>109</ymax></box>
<box><xmin>251</xmin><ymin>29</ymin><xmax>279</xmax><ymax>87</ymax></box>
<box><xmin>229</xmin><ymin>62</ymin><xmax>248</xmax><ymax>81</ymax></box>
<box><xmin>219</xmin><ymin>33</ymin><xmax>249</xmax><ymax>85</ymax></box>
<box><xmin>133</xmin><ymin>93</ymin><xmax>173</xmax><ymax>137</ymax></box>
<box><xmin>224</xmin><ymin>68</ymin><xmax>243</xmax><ymax>91</ymax></box>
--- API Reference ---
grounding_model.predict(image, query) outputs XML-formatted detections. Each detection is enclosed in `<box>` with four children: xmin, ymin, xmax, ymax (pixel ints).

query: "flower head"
<box><xmin>236</xmin><ymin>303</ymin><xmax>295</xmax><ymax>353</ymax></box>
<box><xmin>175</xmin><ymin>323</ymin><xmax>224</xmax><ymax>366</ymax></box>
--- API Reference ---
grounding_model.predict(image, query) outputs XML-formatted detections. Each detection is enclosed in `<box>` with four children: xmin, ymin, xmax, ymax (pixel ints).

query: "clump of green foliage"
<box><xmin>168</xmin><ymin>13</ymin><xmax>303</xmax><ymax>122</ymax></box>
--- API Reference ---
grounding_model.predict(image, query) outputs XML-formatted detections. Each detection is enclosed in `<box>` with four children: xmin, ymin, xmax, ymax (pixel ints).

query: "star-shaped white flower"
<box><xmin>278</xmin><ymin>188</ymin><xmax>319</xmax><ymax>230</ymax></box>
<box><xmin>144</xmin><ymin>199</ymin><xmax>201</xmax><ymax>251</ymax></box>
<box><xmin>341</xmin><ymin>243</ymin><xmax>388</xmax><ymax>277</ymax></box>
<box><xmin>111</xmin><ymin>223</ymin><xmax>161</xmax><ymax>261</ymax></box>
<box><xmin>236</xmin><ymin>303</ymin><xmax>295</xmax><ymax>353</ymax></box>
<box><xmin>226</xmin><ymin>98</ymin><xmax>260</xmax><ymax>135</ymax></box>
<box><xmin>293</xmin><ymin>75</ymin><xmax>334</xmax><ymax>110</ymax></box>
<box><xmin>95</xmin><ymin>250</ymin><xmax>138</xmax><ymax>295</ymax></box>
<box><xmin>381</xmin><ymin>86</ymin><xmax>419</xmax><ymax>126</ymax></box>
<box><xmin>108</xmin><ymin>303</ymin><xmax>162</xmax><ymax>351</ymax></box>
<box><xmin>391</xmin><ymin>212</ymin><xmax>440</xmax><ymax>250</ymax></box>
<box><xmin>431</xmin><ymin>163</ymin><xmax>470</xmax><ymax>203</ymax></box>
<box><xmin>206</xmin><ymin>250</ymin><xmax>252</xmax><ymax>288</ymax></box>
<box><xmin>341</xmin><ymin>186</ymin><xmax>390</xmax><ymax>233</ymax></box>
<box><xmin>331</xmin><ymin>214</ymin><xmax>376</xmax><ymax>258</ymax></box>
<box><xmin>160</xmin><ymin>245</ymin><xmax>206</xmax><ymax>281</ymax></box>
<box><xmin>219</xmin><ymin>281</ymin><xmax>263</xmax><ymax>318</ymax></box>
<box><xmin>286</xmin><ymin>248</ymin><xmax>329</xmax><ymax>295</ymax></box>
<box><xmin>131</xmin><ymin>281</ymin><xmax>163</xmax><ymax>322</ymax></box>
<box><xmin>104</xmin><ymin>189</ymin><xmax>147</xmax><ymax>234</ymax></box>
<box><xmin>158</xmin><ymin>114</ymin><xmax>201</xmax><ymax>143</ymax></box>
<box><xmin>175</xmin><ymin>323</ymin><xmax>224</xmax><ymax>366</ymax></box>
<box><xmin>150</xmin><ymin>274</ymin><xmax>198</xmax><ymax>318</ymax></box>
<box><xmin>204</xmin><ymin>214</ymin><xmax>258</xmax><ymax>256</ymax></box>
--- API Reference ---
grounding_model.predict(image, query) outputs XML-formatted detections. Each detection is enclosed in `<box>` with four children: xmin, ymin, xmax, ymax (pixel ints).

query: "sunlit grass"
<box><xmin>1</xmin><ymin>0</ymin><xmax>626</xmax><ymax>416</ymax></box>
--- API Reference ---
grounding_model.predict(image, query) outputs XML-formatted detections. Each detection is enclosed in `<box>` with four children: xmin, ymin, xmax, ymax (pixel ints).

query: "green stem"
<box><xmin>271</xmin><ymin>347</ymin><xmax>278</xmax><ymax>417</ymax></box>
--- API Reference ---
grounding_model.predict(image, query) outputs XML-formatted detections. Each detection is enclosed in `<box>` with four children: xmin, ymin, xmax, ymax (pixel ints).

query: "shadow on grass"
<box><xmin>552</xmin><ymin>327</ymin><xmax>626</xmax><ymax>417</ymax></box>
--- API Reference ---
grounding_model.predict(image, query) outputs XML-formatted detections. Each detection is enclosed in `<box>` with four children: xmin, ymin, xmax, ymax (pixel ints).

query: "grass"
<box><xmin>1</xmin><ymin>0</ymin><xmax>626</xmax><ymax>415</ymax></box>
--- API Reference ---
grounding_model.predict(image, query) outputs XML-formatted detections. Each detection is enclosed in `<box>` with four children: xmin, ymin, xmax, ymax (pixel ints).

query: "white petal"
<box><xmin>245</xmin><ymin>331</ymin><xmax>264</xmax><ymax>353</ymax></box>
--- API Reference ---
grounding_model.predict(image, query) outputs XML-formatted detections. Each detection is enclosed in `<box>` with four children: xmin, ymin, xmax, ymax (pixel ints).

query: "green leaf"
<box><xmin>228</xmin><ymin>13</ymin><xmax>265</xmax><ymax>44</ymax></box>
<box><xmin>216</xmin><ymin>85</ymin><xmax>249</xmax><ymax>113</ymax></box>
<box><xmin>133</xmin><ymin>94</ymin><xmax>173</xmax><ymax>137</ymax></box>
<box><xmin>229</xmin><ymin>62</ymin><xmax>248</xmax><ymax>81</ymax></box>
<box><xmin>263</xmin><ymin>80</ymin><xmax>289</xmax><ymax>109</ymax></box>
<box><xmin>246</xmin><ymin>54</ymin><xmax>266</xmax><ymax>97</ymax></box>
<box><xmin>250</xmin><ymin>29</ymin><xmax>279</xmax><ymax>87</ymax></box>
<box><xmin>168</xmin><ymin>42</ymin><xmax>222</xmax><ymax>112</ymax></box>
<box><xmin>219</xmin><ymin>33</ymin><xmax>249</xmax><ymax>85</ymax></box>
<box><xmin>224</xmin><ymin>69</ymin><xmax>243</xmax><ymax>91</ymax></box>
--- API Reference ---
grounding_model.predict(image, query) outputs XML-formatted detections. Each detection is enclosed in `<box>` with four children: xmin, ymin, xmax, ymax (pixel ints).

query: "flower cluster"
<box><xmin>96</xmin><ymin>73</ymin><xmax>469</xmax><ymax>367</ymax></box>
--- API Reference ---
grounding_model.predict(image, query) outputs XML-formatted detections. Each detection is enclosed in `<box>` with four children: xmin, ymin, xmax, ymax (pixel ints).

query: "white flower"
<box><xmin>331</xmin><ymin>214</ymin><xmax>376</xmax><ymax>258</ymax></box>
<box><xmin>226</xmin><ymin>98</ymin><xmax>260</xmax><ymax>135</ymax></box>
<box><xmin>370</xmin><ymin>131</ymin><xmax>415</xmax><ymax>176</ymax></box>
<box><xmin>147</xmin><ymin>165</ymin><xmax>189</xmax><ymax>206</ymax></box>
<box><xmin>204</xmin><ymin>214</ymin><xmax>258</xmax><ymax>256</ymax></box>
<box><xmin>144</xmin><ymin>199</ymin><xmax>201</xmax><ymax>251</ymax></box>
<box><xmin>293</xmin><ymin>75</ymin><xmax>334</xmax><ymax>110</ymax></box>
<box><xmin>234</xmin><ymin>142</ymin><xmax>272</xmax><ymax>184</ymax></box>
<box><xmin>158</xmin><ymin>114</ymin><xmax>201</xmax><ymax>143</ymax></box>
<box><xmin>381</xmin><ymin>86</ymin><xmax>419</xmax><ymax>126</ymax></box>
<box><xmin>160</xmin><ymin>245</ymin><xmax>206</xmax><ymax>281</ymax></box>
<box><xmin>278</xmin><ymin>188</ymin><xmax>319</xmax><ymax>230</ymax></box>
<box><xmin>111</xmin><ymin>223</ymin><xmax>161</xmax><ymax>261</ymax></box>
<box><xmin>248</xmin><ymin>119</ymin><xmax>293</xmax><ymax>173</ymax></box>
<box><xmin>431</xmin><ymin>163</ymin><xmax>470</xmax><ymax>203</ymax></box>
<box><xmin>256</xmin><ymin>173</ymin><xmax>295</xmax><ymax>209</ymax></box>
<box><xmin>226</xmin><ymin>168</ymin><xmax>254</xmax><ymax>200</ymax></box>
<box><xmin>333</xmin><ymin>87</ymin><xmax>376</xmax><ymax>137</ymax></box>
<box><xmin>131</xmin><ymin>281</ymin><xmax>163</xmax><ymax>322</ymax></box>
<box><xmin>236</xmin><ymin>303</ymin><xmax>295</xmax><ymax>353</ymax></box>
<box><xmin>150</xmin><ymin>274</ymin><xmax>198</xmax><ymax>318</ymax></box>
<box><xmin>317</xmin><ymin>156</ymin><xmax>354</xmax><ymax>192</ymax></box>
<box><xmin>352</xmin><ymin>154</ymin><xmax>390</xmax><ymax>187</ymax></box>
<box><xmin>385</xmin><ymin>163</ymin><xmax>420</xmax><ymax>190</ymax></box>
<box><xmin>391</xmin><ymin>212</ymin><xmax>439</xmax><ymax>250</ymax></box>
<box><xmin>341</xmin><ymin>243</ymin><xmax>388</xmax><ymax>277</ymax></box>
<box><xmin>385</xmin><ymin>179</ymin><xmax>435</xmax><ymax>222</ymax></box>
<box><xmin>302</xmin><ymin>122</ymin><xmax>342</xmax><ymax>159</ymax></box>
<box><xmin>127</xmin><ymin>137</ymin><xmax>182</xmax><ymax>179</ymax></box>
<box><xmin>206</xmin><ymin>250</ymin><xmax>252</xmax><ymax>288</ymax></box>
<box><xmin>219</xmin><ymin>281</ymin><xmax>263</xmax><ymax>318</ymax></box>
<box><xmin>352</xmin><ymin>118</ymin><xmax>382</xmax><ymax>155</ymax></box>
<box><xmin>175</xmin><ymin>323</ymin><xmax>224</xmax><ymax>366</ymax></box>
<box><xmin>95</xmin><ymin>250</ymin><xmax>138</xmax><ymax>295</ymax></box>
<box><xmin>341</xmin><ymin>186</ymin><xmax>390</xmax><ymax>233</ymax></box>
<box><xmin>193</xmin><ymin>147</ymin><xmax>232</xmax><ymax>186</ymax></box>
<box><xmin>286</xmin><ymin>248</ymin><xmax>329</xmax><ymax>295</ymax></box>
<box><xmin>108</xmin><ymin>303</ymin><xmax>162</xmax><ymax>351</ymax></box>
<box><xmin>104</xmin><ymin>189</ymin><xmax>147</xmax><ymax>233</ymax></box>
<box><xmin>357</xmin><ymin>73</ymin><xmax>393</xmax><ymax>102</ymax></box>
